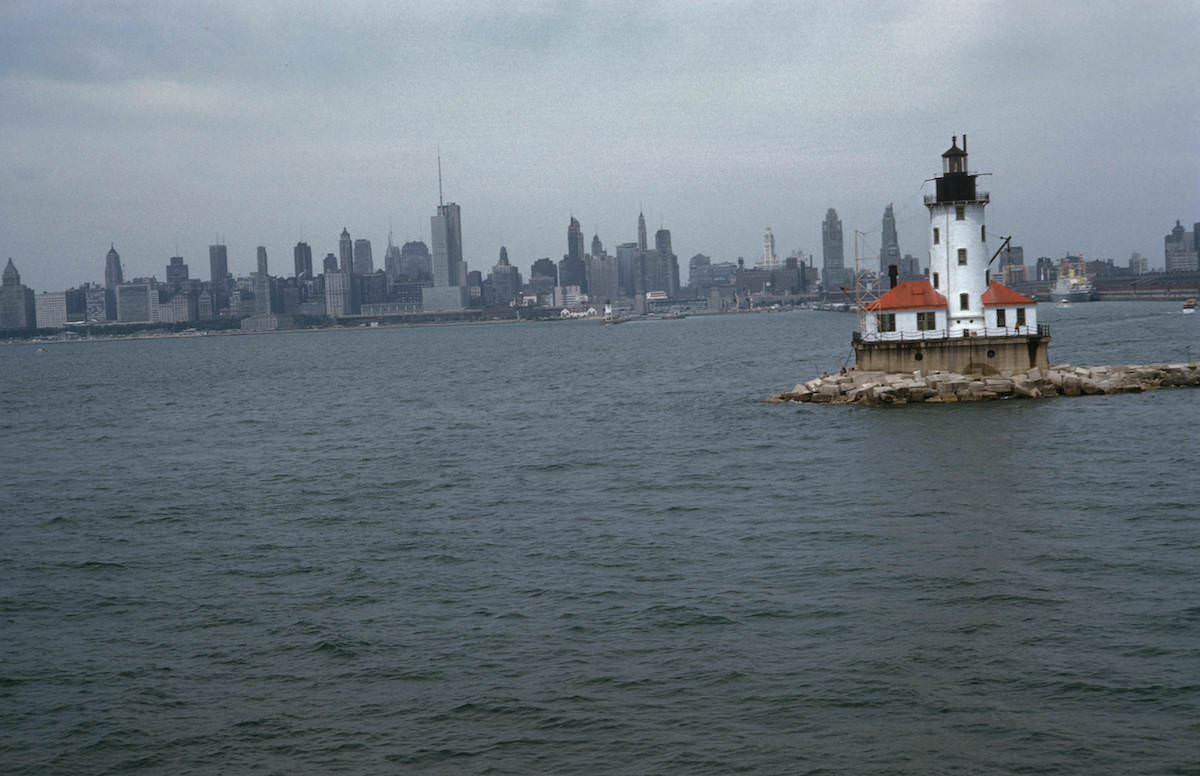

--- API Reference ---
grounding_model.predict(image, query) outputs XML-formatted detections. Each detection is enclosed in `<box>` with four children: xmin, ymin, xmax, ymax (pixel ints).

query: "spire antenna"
<box><xmin>437</xmin><ymin>148</ymin><xmax>444</xmax><ymax>207</ymax></box>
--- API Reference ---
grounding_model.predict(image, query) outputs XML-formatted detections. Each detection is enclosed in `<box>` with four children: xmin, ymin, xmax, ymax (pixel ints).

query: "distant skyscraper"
<box><xmin>323</xmin><ymin>253</ymin><xmax>338</xmax><ymax>273</ymax></box>
<box><xmin>353</xmin><ymin>239</ymin><xmax>374</xmax><ymax>275</ymax></box>
<box><xmin>760</xmin><ymin>227</ymin><xmax>778</xmax><ymax>269</ymax></box>
<box><xmin>1</xmin><ymin>258</ymin><xmax>36</xmax><ymax>329</ymax></box>
<box><xmin>293</xmin><ymin>242</ymin><xmax>313</xmax><ymax>278</ymax></box>
<box><xmin>256</xmin><ymin>246</ymin><xmax>268</xmax><ymax>276</ymax></box>
<box><xmin>567</xmin><ymin>217</ymin><xmax>585</xmax><ymax>263</ymax></box>
<box><xmin>591</xmin><ymin>234</ymin><xmax>603</xmax><ymax>257</ymax></box>
<box><xmin>431</xmin><ymin>203</ymin><xmax>464</xmax><ymax>286</ymax></box>
<box><xmin>104</xmin><ymin>245</ymin><xmax>123</xmax><ymax>289</ymax></box>
<box><xmin>209</xmin><ymin>244</ymin><xmax>228</xmax><ymax>286</ymax></box>
<box><xmin>339</xmin><ymin>229</ymin><xmax>353</xmax><ymax>273</ymax></box>
<box><xmin>821</xmin><ymin>208</ymin><xmax>845</xmax><ymax>290</ymax></box>
<box><xmin>400</xmin><ymin>241</ymin><xmax>432</xmax><ymax>281</ymax></box>
<box><xmin>637</xmin><ymin>212</ymin><xmax>648</xmax><ymax>252</ymax></box>
<box><xmin>166</xmin><ymin>256</ymin><xmax>188</xmax><ymax>287</ymax></box>
<box><xmin>1165</xmin><ymin>220</ymin><xmax>1199</xmax><ymax>272</ymax></box>
<box><xmin>879</xmin><ymin>203</ymin><xmax>902</xmax><ymax>276</ymax></box>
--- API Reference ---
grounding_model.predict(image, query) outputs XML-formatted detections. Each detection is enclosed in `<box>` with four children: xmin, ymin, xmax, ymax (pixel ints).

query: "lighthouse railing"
<box><xmin>856</xmin><ymin>323</ymin><xmax>1049</xmax><ymax>343</ymax></box>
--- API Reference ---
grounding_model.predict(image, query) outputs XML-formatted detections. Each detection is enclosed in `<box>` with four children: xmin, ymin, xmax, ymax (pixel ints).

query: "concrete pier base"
<box><xmin>852</xmin><ymin>332</ymin><xmax>1050</xmax><ymax>376</ymax></box>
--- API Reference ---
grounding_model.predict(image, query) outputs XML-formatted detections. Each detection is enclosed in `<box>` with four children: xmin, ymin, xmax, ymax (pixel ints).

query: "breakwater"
<box><xmin>770</xmin><ymin>362</ymin><xmax>1200</xmax><ymax>405</ymax></box>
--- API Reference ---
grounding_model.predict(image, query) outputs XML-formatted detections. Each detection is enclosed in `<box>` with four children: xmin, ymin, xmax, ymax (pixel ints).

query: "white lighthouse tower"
<box><xmin>929</xmin><ymin>135</ymin><xmax>989</xmax><ymax>335</ymax></box>
<box><xmin>854</xmin><ymin>136</ymin><xmax>1049</xmax><ymax>375</ymax></box>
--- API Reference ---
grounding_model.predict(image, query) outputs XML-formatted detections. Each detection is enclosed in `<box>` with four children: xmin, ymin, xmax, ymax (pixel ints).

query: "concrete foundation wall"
<box><xmin>854</xmin><ymin>334</ymin><xmax>1050</xmax><ymax>375</ymax></box>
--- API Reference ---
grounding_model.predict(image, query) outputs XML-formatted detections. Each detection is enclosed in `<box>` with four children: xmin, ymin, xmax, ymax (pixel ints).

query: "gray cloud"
<box><xmin>2</xmin><ymin>0</ymin><xmax>1198</xmax><ymax>290</ymax></box>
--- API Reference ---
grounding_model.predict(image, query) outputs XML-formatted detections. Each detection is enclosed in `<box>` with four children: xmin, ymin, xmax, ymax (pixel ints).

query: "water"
<box><xmin>2</xmin><ymin>302</ymin><xmax>1199</xmax><ymax>774</ymax></box>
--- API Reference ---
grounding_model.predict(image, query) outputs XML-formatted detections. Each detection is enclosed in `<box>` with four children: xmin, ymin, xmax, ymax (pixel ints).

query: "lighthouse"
<box><xmin>930</xmin><ymin>135</ymin><xmax>990</xmax><ymax>335</ymax></box>
<box><xmin>854</xmin><ymin>136</ymin><xmax>1049</xmax><ymax>375</ymax></box>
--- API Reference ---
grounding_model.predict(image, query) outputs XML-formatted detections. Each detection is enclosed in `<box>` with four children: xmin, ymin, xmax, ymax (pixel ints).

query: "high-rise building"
<box><xmin>1165</xmin><ymin>220</ymin><xmax>1199</xmax><ymax>272</ymax></box>
<box><xmin>637</xmin><ymin>212</ymin><xmax>648</xmax><ymax>251</ymax></box>
<box><xmin>822</xmin><ymin>208</ymin><xmax>845</xmax><ymax>290</ymax></box>
<box><xmin>591</xmin><ymin>234</ymin><xmax>603</xmax><ymax>258</ymax></box>
<box><xmin>760</xmin><ymin>227</ymin><xmax>778</xmax><ymax>269</ymax></box>
<box><xmin>116</xmin><ymin>281</ymin><xmax>154</xmax><ymax>323</ymax></box>
<box><xmin>104</xmin><ymin>245</ymin><xmax>123</xmax><ymax>289</ymax></box>
<box><xmin>1</xmin><ymin>259</ymin><xmax>36</xmax><ymax>329</ymax></box>
<box><xmin>322</xmin><ymin>253</ymin><xmax>338</xmax><ymax>273</ymax></box>
<box><xmin>166</xmin><ymin>256</ymin><xmax>189</xmax><ymax>287</ymax></box>
<box><xmin>209</xmin><ymin>244</ymin><xmax>228</xmax><ymax>286</ymax></box>
<box><xmin>353</xmin><ymin>239</ymin><xmax>374</xmax><ymax>275</ymax></box>
<box><xmin>339</xmin><ymin>229</ymin><xmax>353</xmax><ymax>273</ymax></box>
<box><xmin>400</xmin><ymin>241</ymin><xmax>432</xmax><ymax>281</ymax></box>
<box><xmin>431</xmin><ymin>203</ymin><xmax>464</xmax><ymax>287</ymax></box>
<box><xmin>879</xmin><ymin>203</ymin><xmax>902</xmax><ymax>276</ymax></box>
<box><xmin>567</xmin><ymin>217</ymin><xmax>585</xmax><ymax>263</ymax></box>
<box><xmin>256</xmin><ymin>246</ymin><xmax>268</xmax><ymax>276</ymax></box>
<box><xmin>616</xmin><ymin>242</ymin><xmax>639</xmax><ymax>298</ymax></box>
<box><xmin>383</xmin><ymin>233</ymin><xmax>402</xmax><ymax>284</ymax></box>
<box><xmin>293</xmin><ymin>242</ymin><xmax>313</xmax><ymax>278</ymax></box>
<box><xmin>35</xmin><ymin>292</ymin><xmax>69</xmax><ymax>329</ymax></box>
<box><xmin>324</xmin><ymin>270</ymin><xmax>353</xmax><ymax>317</ymax></box>
<box><xmin>487</xmin><ymin>247</ymin><xmax>521</xmax><ymax>306</ymax></box>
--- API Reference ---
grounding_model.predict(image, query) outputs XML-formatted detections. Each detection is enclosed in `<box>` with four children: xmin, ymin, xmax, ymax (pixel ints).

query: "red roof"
<box><xmin>981</xmin><ymin>281</ymin><xmax>1034</xmax><ymax>306</ymax></box>
<box><xmin>866</xmin><ymin>280</ymin><xmax>947</xmax><ymax>311</ymax></box>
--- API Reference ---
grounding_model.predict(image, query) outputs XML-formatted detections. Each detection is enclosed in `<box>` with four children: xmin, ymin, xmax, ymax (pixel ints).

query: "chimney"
<box><xmin>888</xmin><ymin>264</ymin><xmax>899</xmax><ymax>289</ymax></box>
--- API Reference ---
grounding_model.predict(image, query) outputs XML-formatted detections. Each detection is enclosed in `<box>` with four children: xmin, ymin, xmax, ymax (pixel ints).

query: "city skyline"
<box><xmin>3</xmin><ymin>1</ymin><xmax>1199</xmax><ymax>291</ymax></box>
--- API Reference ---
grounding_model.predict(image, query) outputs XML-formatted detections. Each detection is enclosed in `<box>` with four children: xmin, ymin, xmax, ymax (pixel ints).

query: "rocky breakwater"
<box><xmin>768</xmin><ymin>363</ymin><xmax>1200</xmax><ymax>405</ymax></box>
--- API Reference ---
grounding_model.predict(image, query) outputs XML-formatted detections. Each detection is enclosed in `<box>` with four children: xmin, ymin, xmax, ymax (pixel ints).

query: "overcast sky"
<box><xmin>3</xmin><ymin>0</ymin><xmax>1199</xmax><ymax>291</ymax></box>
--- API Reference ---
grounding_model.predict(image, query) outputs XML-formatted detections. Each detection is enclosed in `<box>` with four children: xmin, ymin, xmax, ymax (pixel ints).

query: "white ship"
<box><xmin>1050</xmin><ymin>263</ymin><xmax>1094</xmax><ymax>303</ymax></box>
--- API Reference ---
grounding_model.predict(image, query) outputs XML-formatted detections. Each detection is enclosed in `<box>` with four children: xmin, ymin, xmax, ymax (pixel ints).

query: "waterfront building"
<box><xmin>84</xmin><ymin>284</ymin><xmax>109</xmax><ymax>322</ymax></box>
<box><xmin>1164</xmin><ymin>220</ymin><xmax>1199</xmax><ymax>272</ymax></box>
<box><xmin>0</xmin><ymin>259</ymin><xmax>36</xmax><ymax>329</ymax></box>
<box><xmin>294</xmin><ymin>242</ymin><xmax>313</xmax><ymax>279</ymax></box>
<box><xmin>879</xmin><ymin>204</ymin><xmax>902</xmax><ymax>276</ymax></box>
<box><xmin>353</xmin><ymin>239</ymin><xmax>374</xmax><ymax>275</ymax></box>
<box><xmin>855</xmin><ymin>136</ymin><xmax>1047</xmax><ymax>374</ymax></box>
<box><xmin>324</xmin><ymin>270</ymin><xmax>354</xmax><ymax>318</ymax></box>
<box><xmin>104</xmin><ymin>245</ymin><xmax>123</xmax><ymax>289</ymax></box>
<box><xmin>615</xmin><ymin>242</ymin><xmax>638</xmax><ymax>298</ymax></box>
<box><xmin>760</xmin><ymin>227</ymin><xmax>779</xmax><ymax>270</ymax></box>
<box><xmin>116</xmin><ymin>281</ymin><xmax>155</xmax><ymax>323</ymax></box>
<box><xmin>431</xmin><ymin>203</ymin><xmax>464</xmax><ymax>288</ymax></box>
<box><xmin>822</xmin><ymin>208</ymin><xmax>847</xmax><ymax>291</ymax></box>
<box><xmin>35</xmin><ymin>292</ymin><xmax>68</xmax><ymax>329</ymax></box>
<box><xmin>585</xmin><ymin>252</ymin><xmax>619</xmax><ymax>302</ymax></box>
<box><xmin>1129</xmin><ymin>252</ymin><xmax>1149</xmax><ymax>275</ymax></box>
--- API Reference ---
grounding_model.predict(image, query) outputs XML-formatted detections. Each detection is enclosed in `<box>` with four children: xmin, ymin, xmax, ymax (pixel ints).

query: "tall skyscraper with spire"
<box><xmin>339</xmin><ymin>229</ymin><xmax>353</xmax><ymax>273</ymax></box>
<box><xmin>879</xmin><ymin>203</ymin><xmax>902</xmax><ymax>276</ymax></box>
<box><xmin>293</xmin><ymin>242</ymin><xmax>313</xmax><ymax>278</ymax></box>
<box><xmin>637</xmin><ymin>212</ymin><xmax>648</xmax><ymax>251</ymax></box>
<box><xmin>567</xmin><ymin>217</ymin><xmax>585</xmax><ymax>263</ymax></box>
<box><xmin>104</xmin><ymin>245</ymin><xmax>123</xmax><ymax>289</ymax></box>
<box><xmin>591</xmin><ymin>234</ymin><xmax>603</xmax><ymax>257</ymax></box>
<box><xmin>822</xmin><ymin>208</ymin><xmax>845</xmax><ymax>290</ymax></box>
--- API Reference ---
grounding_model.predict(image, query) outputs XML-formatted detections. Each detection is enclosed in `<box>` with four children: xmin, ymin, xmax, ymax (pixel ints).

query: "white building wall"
<box><xmin>865</xmin><ymin>308</ymin><xmax>948</xmax><ymax>341</ymax></box>
<box><xmin>984</xmin><ymin>305</ymin><xmax>1038</xmax><ymax>334</ymax></box>
<box><xmin>35</xmin><ymin>292</ymin><xmax>67</xmax><ymax>329</ymax></box>
<box><xmin>928</xmin><ymin>201</ymin><xmax>988</xmax><ymax>334</ymax></box>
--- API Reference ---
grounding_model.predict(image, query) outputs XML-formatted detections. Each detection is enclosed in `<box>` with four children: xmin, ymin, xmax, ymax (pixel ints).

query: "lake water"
<box><xmin>2</xmin><ymin>302</ymin><xmax>1198</xmax><ymax>774</ymax></box>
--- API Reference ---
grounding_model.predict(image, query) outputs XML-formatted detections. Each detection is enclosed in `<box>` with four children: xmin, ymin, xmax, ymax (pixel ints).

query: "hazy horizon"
<box><xmin>3</xmin><ymin>0</ymin><xmax>1199</xmax><ymax>291</ymax></box>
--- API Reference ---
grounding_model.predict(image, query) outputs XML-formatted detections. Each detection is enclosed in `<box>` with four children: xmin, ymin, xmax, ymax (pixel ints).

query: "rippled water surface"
<box><xmin>2</xmin><ymin>303</ymin><xmax>1199</xmax><ymax>774</ymax></box>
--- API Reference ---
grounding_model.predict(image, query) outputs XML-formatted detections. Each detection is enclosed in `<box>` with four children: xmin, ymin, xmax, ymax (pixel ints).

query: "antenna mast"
<box><xmin>437</xmin><ymin>149</ymin><xmax>444</xmax><ymax>207</ymax></box>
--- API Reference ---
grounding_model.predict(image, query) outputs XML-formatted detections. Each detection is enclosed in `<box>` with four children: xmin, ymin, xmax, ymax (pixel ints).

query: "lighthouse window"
<box><xmin>878</xmin><ymin>313</ymin><xmax>896</xmax><ymax>332</ymax></box>
<box><xmin>981</xmin><ymin>225</ymin><xmax>986</xmax><ymax>241</ymax></box>
<box><xmin>933</xmin><ymin>228</ymin><xmax>940</xmax><ymax>245</ymax></box>
<box><xmin>955</xmin><ymin>205</ymin><xmax>965</xmax><ymax>220</ymax></box>
<box><xmin>959</xmin><ymin>293</ymin><xmax>969</xmax><ymax>311</ymax></box>
<box><xmin>996</xmin><ymin>308</ymin><xmax>1007</xmax><ymax>327</ymax></box>
<box><xmin>957</xmin><ymin>248</ymin><xmax>967</xmax><ymax>265</ymax></box>
<box><xmin>1016</xmin><ymin>308</ymin><xmax>1026</xmax><ymax>326</ymax></box>
<box><xmin>917</xmin><ymin>311</ymin><xmax>937</xmax><ymax>330</ymax></box>
<box><xmin>932</xmin><ymin>272</ymin><xmax>939</xmax><ymax>289</ymax></box>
